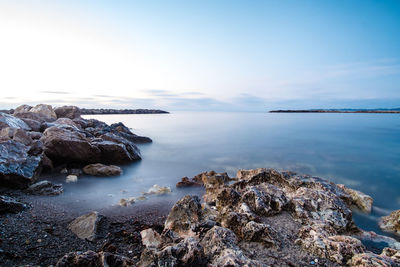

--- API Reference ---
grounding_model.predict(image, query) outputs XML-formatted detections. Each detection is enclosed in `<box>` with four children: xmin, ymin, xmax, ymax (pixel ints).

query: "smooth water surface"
<box><xmin>46</xmin><ymin>112</ymin><xmax>400</xmax><ymax>234</ymax></box>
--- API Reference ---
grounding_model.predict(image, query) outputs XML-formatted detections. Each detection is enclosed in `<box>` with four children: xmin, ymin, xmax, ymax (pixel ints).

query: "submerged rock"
<box><xmin>379</xmin><ymin>210</ymin><xmax>400</xmax><ymax>235</ymax></box>
<box><xmin>68</xmin><ymin>211</ymin><xmax>105</xmax><ymax>241</ymax></box>
<box><xmin>0</xmin><ymin>195</ymin><xmax>27</xmax><ymax>213</ymax></box>
<box><xmin>25</xmin><ymin>180</ymin><xmax>63</xmax><ymax>195</ymax></box>
<box><xmin>0</xmin><ymin>140</ymin><xmax>42</xmax><ymax>188</ymax></box>
<box><xmin>144</xmin><ymin>184</ymin><xmax>172</xmax><ymax>196</ymax></box>
<box><xmin>83</xmin><ymin>163</ymin><xmax>122</xmax><ymax>176</ymax></box>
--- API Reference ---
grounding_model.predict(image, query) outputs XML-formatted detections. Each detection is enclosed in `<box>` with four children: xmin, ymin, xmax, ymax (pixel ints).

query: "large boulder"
<box><xmin>29</xmin><ymin>104</ymin><xmax>57</xmax><ymax>120</ymax></box>
<box><xmin>41</xmin><ymin>126</ymin><xmax>101</xmax><ymax>164</ymax></box>
<box><xmin>13</xmin><ymin>104</ymin><xmax>32</xmax><ymax>115</ymax></box>
<box><xmin>0</xmin><ymin>140</ymin><xmax>42</xmax><ymax>188</ymax></box>
<box><xmin>68</xmin><ymin>211</ymin><xmax>105</xmax><ymax>241</ymax></box>
<box><xmin>110</xmin><ymin>122</ymin><xmax>152</xmax><ymax>143</ymax></box>
<box><xmin>83</xmin><ymin>163</ymin><xmax>122</xmax><ymax>176</ymax></box>
<box><xmin>54</xmin><ymin>106</ymin><xmax>81</xmax><ymax>119</ymax></box>
<box><xmin>20</xmin><ymin>118</ymin><xmax>41</xmax><ymax>132</ymax></box>
<box><xmin>93</xmin><ymin>140</ymin><xmax>140</xmax><ymax>163</ymax></box>
<box><xmin>0</xmin><ymin>112</ymin><xmax>31</xmax><ymax>130</ymax></box>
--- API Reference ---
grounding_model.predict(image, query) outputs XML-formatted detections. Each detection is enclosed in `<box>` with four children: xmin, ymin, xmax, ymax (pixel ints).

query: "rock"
<box><xmin>20</xmin><ymin>118</ymin><xmax>41</xmax><ymax>132</ymax></box>
<box><xmin>41</xmin><ymin>126</ymin><xmax>101</xmax><ymax>164</ymax></box>
<box><xmin>379</xmin><ymin>210</ymin><xmax>400</xmax><ymax>234</ymax></box>
<box><xmin>26</xmin><ymin>131</ymin><xmax>43</xmax><ymax>140</ymax></box>
<box><xmin>0</xmin><ymin>195</ymin><xmax>27</xmax><ymax>213</ymax></box>
<box><xmin>68</xmin><ymin>211</ymin><xmax>105</xmax><ymax>241</ymax></box>
<box><xmin>54</xmin><ymin>106</ymin><xmax>81</xmax><ymax>119</ymax></box>
<box><xmin>83</xmin><ymin>163</ymin><xmax>122</xmax><ymax>176</ymax></box>
<box><xmin>338</xmin><ymin>184</ymin><xmax>373</xmax><ymax>213</ymax></box>
<box><xmin>349</xmin><ymin>250</ymin><xmax>400</xmax><ymax>266</ymax></box>
<box><xmin>110</xmin><ymin>122</ymin><xmax>152</xmax><ymax>143</ymax></box>
<box><xmin>241</xmin><ymin>221</ymin><xmax>275</xmax><ymax>245</ymax></box>
<box><xmin>68</xmin><ymin>168</ymin><xmax>82</xmax><ymax>176</ymax></box>
<box><xmin>164</xmin><ymin>195</ymin><xmax>203</xmax><ymax>236</ymax></box>
<box><xmin>99</xmin><ymin>132</ymin><xmax>142</xmax><ymax>160</ymax></box>
<box><xmin>66</xmin><ymin>175</ymin><xmax>78</xmax><ymax>183</ymax></box>
<box><xmin>0</xmin><ymin>112</ymin><xmax>31</xmax><ymax>130</ymax></box>
<box><xmin>13</xmin><ymin>104</ymin><xmax>32</xmax><ymax>115</ymax></box>
<box><xmin>56</xmin><ymin>250</ymin><xmax>135</xmax><ymax>267</ymax></box>
<box><xmin>13</xmin><ymin>111</ymin><xmax>55</xmax><ymax>123</ymax></box>
<box><xmin>25</xmin><ymin>180</ymin><xmax>63</xmax><ymax>195</ymax></box>
<box><xmin>93</xmin><ymin>140</ymin><xmax>140</xmax><ymax>163</ymax></box>
<box><xmin>29</xmin><ymin>104</ymin><xmax>57</xmax><ymax>120</ymax></box>
<box><xmin>0</xmin><ymin>140</ymin><xmax>42</xmax><ymax>188</ymax></box>
<box><xmin>0</xmin><ymin>127</ymin><xmax>33</xmax><ymax>146</ymax></box>
<box><xmin>236</xmin><ymin>168</ymin><xmax>267</xmax><ymax>180</ymax></box>
<box><xmin>141</xmin><ymin>228</ymin><xmax>163</xmax><ymax>249</ymax></box>
<box><xmin>143</xmin><ymin>184</ymin><xmax>172</xmax><ymax>196</ymax></box>
<box><xmin>55</xmin><ymin>118</ymin><xmax>79</xmax><ymax>128</ymax></box>
<box><xmin>176</xmin><ymin>176</ymin><xmax>203</xmax><ymax>188</ymax></box>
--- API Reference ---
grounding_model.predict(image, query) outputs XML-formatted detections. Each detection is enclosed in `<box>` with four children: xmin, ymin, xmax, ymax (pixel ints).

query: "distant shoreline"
<box><xmin>269</xmin><ymin>109</ymin><xmax>400</xmax><ymax>114</ymax></box>
<box><xmin>80</xmin><ymin>108</ymin><xmax>169</xmax><ymax>115</ymax></box>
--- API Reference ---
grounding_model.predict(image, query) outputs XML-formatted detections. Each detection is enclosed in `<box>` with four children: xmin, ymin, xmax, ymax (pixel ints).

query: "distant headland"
<box><xmin>0</xmin><ymin>108</ymin><xmax>169</xmax><ymax>115</ymax></box>
<box><xmin>269</xmin><ymin>108</ymin><xmax>400</xmax><ymax>114</ymax></box>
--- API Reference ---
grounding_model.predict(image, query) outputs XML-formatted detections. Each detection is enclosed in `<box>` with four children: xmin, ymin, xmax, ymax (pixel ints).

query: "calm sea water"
<box><xmin>45</xmin><ymin>112</ymin><xmax>400</xmax><ymax>234</ymax></box>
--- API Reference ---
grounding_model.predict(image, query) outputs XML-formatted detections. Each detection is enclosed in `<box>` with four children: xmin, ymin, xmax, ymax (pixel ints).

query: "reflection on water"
<box><xmin>41</xmin><ymin>112</ymin><xmax>400</xmax><ymax>234</ymax></box>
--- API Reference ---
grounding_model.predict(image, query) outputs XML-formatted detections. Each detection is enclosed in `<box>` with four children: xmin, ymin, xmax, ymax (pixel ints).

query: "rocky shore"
<box><xmin>2</xmin><ymin>105</ymin><xmax>400</xmax><ymax>266</ymax></box>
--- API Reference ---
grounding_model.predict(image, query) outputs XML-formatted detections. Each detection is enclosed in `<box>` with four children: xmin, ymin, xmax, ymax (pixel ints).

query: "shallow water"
<box><xmin>42</xmin><ymin>111</ymin><xmax>400</xmax><ymax>235</ymax></box>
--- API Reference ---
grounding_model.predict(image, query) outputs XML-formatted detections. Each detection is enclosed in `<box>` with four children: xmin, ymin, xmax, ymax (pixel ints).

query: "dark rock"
<box><xmin>0</xmin><ymin>112</ymin><xmax>31</xmax><ymax>130</ymax></box>
<box><xmin>110</xmin><ymin>122</ymin><xmax>152</xmax><ymax>143</ymax></box>
<box><xmin>83</xmin><ymin>163</ymin><xmax>122</xmax><ymax>177</ymax></box>
<box><xmin>68</xmin><ymin>211</ymin><xmax>105</xmax><ymax>241</ymax></box>
<box><xmin>100</xmin><ymin>132</ymin><xmax>141</xmax><ymax>159</ymax></box>
<box><xmin>26</xmin><ymin>131</ymin><xmax>43</xmax><ymax>140</ymax></box>
<box><xmin>25</xmin><ymin>180</ymin><xmax>63</xmax><ymax>195</ymax></box>
<box><xmin>68</xmin><ymin>168</ymin><xmax>82</xmax><ymax>176</ymax></box>
<box><xmin>0</xmin><ymin>195</ymin><xmax>27</xmax><ymax>213</ymax></box>
<box><xmin>176</xmin><ymin>176</ymin><xmax>203</xmax><ymax>188</ymax></box>
<box><xmin>0</xmin><ymin>127</ymin><xmax>33</xmax><ymax>146</ymax></box>
<box><xmin>41</xmin><ymin>126</ymin><xmax>101</xmax><ymax>164</ymax></box>
<box><xmin>20</xmin><ymin>118</ymin><xmax>41</xmax><ymax>132</ymax></box>
<box><xmin>93</xmin><ymin>140</ymin><xmax>140</xmax><ymax>163</ymax></box>
<box><xmin>0</xmin><ymin>140</ymin><xmax>42</xmax><ymax>188</ymax></box>
<box><xmin>54</xmin><ymin>106</ymin><xmax>81</xmax><ymax>119</ymax></box>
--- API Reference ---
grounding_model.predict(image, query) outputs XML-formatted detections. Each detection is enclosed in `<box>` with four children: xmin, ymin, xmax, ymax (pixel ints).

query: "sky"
<box><xmin>0</xmin><ymin>0</ymin><xmax>400</xmax><ymax>111</ymax></box>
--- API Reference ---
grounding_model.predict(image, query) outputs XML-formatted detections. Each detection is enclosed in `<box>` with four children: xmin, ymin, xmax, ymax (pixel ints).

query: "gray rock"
<box><xmin>0</xmin><ymin>127</ymin><xmax>33</xmax><ymax>146</ymax></box>
<box><xmin>83</xmin><ymin>163</ymin><xmax>122</xmax><ymax>177</ymax></box>
<box><xmin>0</xmin><ymin>140</ymin><xmax>41</xmax><ymax>188</ymax></box>
<box><xmin>379</xmin><ymin>209</ymin><xmax>400</xmax><ymax>235</ymax></box>
<box><xmin>68</xmin><ymin>211</ymin><xmax>105</xmax><ymax>241</ymax></box>
<box><xmin>0</xmin><ymin>112</ymin><xmax>31</xmax><ymax>130</ymax></box>
<box><xmin>0</xmin><ymin>195</ymin><xmax>27</xmax><ymax>213</ymax></box>
<box><xmin>54</xmin><ymin>106</ymin><xmax>81</xmax><ymax>119</ymax></box>
<box><xmin>29</xmin><ymin>104</ymin><xmax>57</xmax><ymax>120</ymax></box>
<box><xmin>25</xmin><ymin>180</ymin><xmax>63</xmax><ymax>196</ymax></box>
<box><xmin>20</xmin><ymin>118</ymin><xmax>41</xmax><ymax>132</ymax></box>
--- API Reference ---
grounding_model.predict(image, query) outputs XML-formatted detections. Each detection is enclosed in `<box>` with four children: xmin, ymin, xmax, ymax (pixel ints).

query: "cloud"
<box><xmin>41</xmin><ymin>91</ymin><xmax>71</xmax><ymax>95</ymax></box>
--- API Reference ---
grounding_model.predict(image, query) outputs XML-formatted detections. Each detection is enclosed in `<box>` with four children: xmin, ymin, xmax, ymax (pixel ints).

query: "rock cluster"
<box><xmin>0</xmin><ymin>104</ymin><xmax>151</xmax><ymax>189</ymax></box>
<box><xmin>135</xmin><ymin>168</ymin><xmax>398</xmax><ymax>266</ymax></box>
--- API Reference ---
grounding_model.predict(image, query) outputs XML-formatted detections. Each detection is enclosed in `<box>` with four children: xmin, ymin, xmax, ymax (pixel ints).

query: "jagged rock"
<box><xmin>110</xmin><ymin>122</ymin><xmax>152</xmax><ymax>143</ymax></box>
<box><xmin>0</xmin><ymin>112</ymin><xmax>31</xmax><ymax>130</ymax></box>
<box><xmin>25</xmin><ymin>180</ymin><xmax>63</xmax><ymax>195</ymax></box>
<box><xmin>68</xmin><ymin>211</ymin><xmax>105</xmax><ymax>241</ymax></box>
<box><xmin>164</xmin><ymin>195</ymin><xmax>203</xmax><ymax>236</ymax></box>
<box><xmin>241</xmin><ymin>221</ymin><xmax>275</xmax><ymax>245</ymax></box>
<box><xmin>379</xmin><ymin>210</ymin><xmax>400</xmax><ymax>235</ymax></box>
<box><xmin>54</xmin><ymin>106</ymin><xmax>81</xmax><ymax>119</ymax></box>
<box><xmin>56</xmin><ymin>250</ymin><xmax>135</xmax><ymax>267</ymax></box>
<box><xmin>296</xmin><ymin>224</ymin><xmax>365</xmax><ymax>264</ymax></box>
<box><xmin>29</xmin><ymin>104</ymin><xmax>57</xmax><ymax>120</ymax></box>
<box><xmin>0</xmin><ymin>195</ymin><xmax>27</xmax><ymax>213</ymax></box>
<box><xmin>0</xmin><ymin>140</ymin><xmax>41</xmax><ymax>188</ymax></box>
<box><xmin>99</xmin><ymin>132</ymin><xmax>141</xmax><ymax>161</ymax></box>
<box><xmin>41</xmin><ymin>126</ymin><xmax>101</xmax><ymax>164</ymax></box>
<box><xmin>338</xmin><ymin>184</ymin><xmax>373</xmax><ymax>213</ymax></box>
<box><xmin>349</xmin><ymin>248</ymin><xmax>400</xmax><ymax>266</ymax></box>
<box><xmin>141</xmin><ymin>228</ymin><xmax>163</xmax><ymax>249</ymax></box>
<box><xmin>236</xmin><ymin>168</ymin><xmax>267</xmax><ymax>180</ymax></box>
<box><xmin>176</xmin><ymin>176</ymin><xmax>203</xmax><ymax>188</ymax></box>
<box><xmin>83</xmin><ymin>163</ymin><xmax>122</xmax><ymax>176</ymax></box>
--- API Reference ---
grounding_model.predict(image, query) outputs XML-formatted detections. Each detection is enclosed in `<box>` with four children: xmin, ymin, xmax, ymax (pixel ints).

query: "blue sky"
<box><xmin>0</xmin><ymin>0</ymin><xmax>399</xmax><ymax>111</ymax></box>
